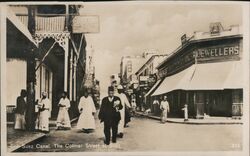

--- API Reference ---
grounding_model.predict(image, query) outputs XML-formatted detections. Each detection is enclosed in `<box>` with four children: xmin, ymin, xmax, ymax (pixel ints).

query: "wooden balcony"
<box><xmin>17</xmin><ymin>14</ymin><xmax>66</xmax><ymax>33</ymax></box>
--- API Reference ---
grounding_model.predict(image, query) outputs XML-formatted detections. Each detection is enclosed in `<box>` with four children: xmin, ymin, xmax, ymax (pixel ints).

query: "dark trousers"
<box><xmin>104</xmin><ymin>120</ymin><xmax>119</xmax><ymax>143</ymax></box>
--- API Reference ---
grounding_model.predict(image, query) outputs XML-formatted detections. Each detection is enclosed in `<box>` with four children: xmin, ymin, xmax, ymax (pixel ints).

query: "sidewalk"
<box><xmin>7</xmin><ymin>118</ymin><xmax>78</xmax><ymax>152</ymax></box>
<box><xmin>135</xmin><ymin>112</ymin><xmax>243</xmax><ymax>125</ymax></box>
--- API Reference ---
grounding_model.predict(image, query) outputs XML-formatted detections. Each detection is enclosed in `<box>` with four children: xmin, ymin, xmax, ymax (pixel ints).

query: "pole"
<box><xmin>69</xmin><ymin>49</ymin><xmax>73</xmax><ymax>100</ymax></box>
<box><xmin>64</xmin><ymin>37</ymin><xmax>69</xmax><ymax>92</ymax></box>
<box><xmin>26</xmin><ymin>6</ymin><xmax>36</xmax><ymax>131</ymax></box>
<box><xmin>1</xmin><ymin>5</ymin><xmax>7</xmax><ymax>139</ymax></box>
<box><xmin>35</xmin><ymin>41</ymin><xmax>56</xmax><ymax>71</ymax></box>
<box><xmin>73</xmin><ymin>56</ymin><xmax>77</xmax><ymax>101</ymax></box>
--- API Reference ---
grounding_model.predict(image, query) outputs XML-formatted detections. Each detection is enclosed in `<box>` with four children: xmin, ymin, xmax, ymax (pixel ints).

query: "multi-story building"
<box><xmin>5</xmin><ymin>4</ymin><xmax>87</xmax><ymax>129</ymax></box>
<box><xmin>151</xmin><ymin>23</ymin><xmax>243</xmax><ymax>119</ymax></box>
<box><xmin>120</xmin><ymin>52</ymin><xmax>156</xmax><ymax>90</ymax></box>
<box><xmin>135</xmin><ymin>54</ymin><xmax>168</xmax><ymax>109</ymax></box>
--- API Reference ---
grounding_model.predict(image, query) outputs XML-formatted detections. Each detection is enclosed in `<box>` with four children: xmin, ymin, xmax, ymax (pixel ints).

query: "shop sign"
<box><xmin>72</xmin><ymin>15</ymin><xmax>100</xmax><ymax>33</ymax></box>
<box><xmin>194</xmin><ymin>45</ymin><xmax>240</xmax><ymax>59</ymax></box>
<box><xmin>158</xmin><ymin>42</ymin><xmax>241</xmax><ymax>78</ymax></box>
<box><xmin>139</xmin><ymin>76</ymin><xmax>149</xmax><ymax>81</ymax></box>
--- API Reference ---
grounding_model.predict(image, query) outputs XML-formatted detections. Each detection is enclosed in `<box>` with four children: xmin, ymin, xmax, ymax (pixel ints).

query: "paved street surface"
<box><xmin>17</xmin><ymin>116</ymin><xmax>243</xmax><ymax>152</ymax></box>
<box><xmin>7</xmin><ymin>125</ymin><xmax>46</xmax><ymax>152</ymax></box>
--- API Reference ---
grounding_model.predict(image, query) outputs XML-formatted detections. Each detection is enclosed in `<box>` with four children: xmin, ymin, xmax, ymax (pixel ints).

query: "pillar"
<box><xmin>64</xmin><ymin>37</ymin><xmax>69</xmax><ymax>92</ymax></box>
<box><xmin>26</xmin><ymin>6</ymin><xmax>36</xmax><ymax>131</ymax></box>
<box><xmin>0</xmin><ymin>5</ymin><xmax>7</xmax><ymax>138</ymax></box>
<box><xmin>73</xmin><ymin>56</ymin><xmax>77</xmax><ymax>101</ymax></box>
<box><xmin>69</xmin><ymin>49</ymin><xmax>73</xmax><ymax>100</ymax></box>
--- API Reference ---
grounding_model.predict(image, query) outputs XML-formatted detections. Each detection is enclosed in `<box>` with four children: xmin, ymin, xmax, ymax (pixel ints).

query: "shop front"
<box><xmin>151</xmin><ymin>29</ymin><xmax>243</xmax><ymax>119</ymax></box>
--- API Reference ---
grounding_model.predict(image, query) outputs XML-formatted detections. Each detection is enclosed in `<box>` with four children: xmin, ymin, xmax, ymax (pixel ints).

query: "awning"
<box><xmin>222</xmin><ymin>61</ymin><xmax>243</xmax><ymax>89</ymax></box>
<box><xmin>6</xmin><ymin>7</ymin><xmax>38</xmax><ymax>47</ymax></box>
<box><xmin>151</xmin><ymin>61</ymin><xmax>243</xmax><ymax>96</ymax></box>
<box><xmin>151</xmin><ymin>65</ymin><xmax>195</xmax><ymax>96</ymax></box>
<box><xmin>145</xmin><ymin>80</ymin><xmax>162</xmax><ymax>97</ymax></box>
<box><xmin>187</xmin><ymin>61</ymin><xmax>242</xmax><ymax>90</ymax></box>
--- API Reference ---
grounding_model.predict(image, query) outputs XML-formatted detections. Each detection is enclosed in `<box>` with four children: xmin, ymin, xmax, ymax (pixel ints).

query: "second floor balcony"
<box><xmin>17</xmin><ymin>14</ymin><xmax>67</xmax><ymax>33</ymax></box>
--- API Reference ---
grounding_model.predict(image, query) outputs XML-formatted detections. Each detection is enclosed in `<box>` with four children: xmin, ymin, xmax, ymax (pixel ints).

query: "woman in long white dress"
<box><xmin>56</xmin><ymin>92</ymin><xmax>71</xmax><ymax>130</ymax></box>
<box><xmin>77</xmin><ymin>91</ymin><xmax>96</xmax><ymax>133</ymax></box>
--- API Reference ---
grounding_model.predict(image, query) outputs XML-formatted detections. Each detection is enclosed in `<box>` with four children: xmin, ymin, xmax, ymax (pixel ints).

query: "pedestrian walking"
<box><xmin>56</xmin><ymin>91</ymin><xmax>71</xmax><ymax>130</ymax></box>
<box><xmin>117</xmin><ymin>85</ymin><xmax>131</xmax><ymax>138</ymax></box>
<box><xmin>153</xmin><ymin>98</ymin><xmax>160</xmax><ymax>115</ymax></box>
<box><xmin>124</xmin><ymin>106</ymin><xmax>131</xmax><ymax>127</ymax></box>
<box><xmin>98</xmin><ymin>86</ymin><xmax>123</xmax><ymax>145</ymax></box>
<box><xmin>35</xmin><ymin>92</ymin><xmax>51</xmax><ymax>133</ymax></box>
<box><xmin>131</xmin><ymin>98</ymin><xmax>136</xmax><ymax>116</ymax></box>
<box><xmin>14</xmin><ymin>89</ymin><xmax>27</xmax><ymax>130</ymax></box>
<box><xmin>160</xmin><ymin>96</ymin><xmax>170</xmax><ymax>123</ymax></box>
<box><xmin>77</xmin><ymin>89</ymin><xmax>96</xmax><ymax>133</ymax></box>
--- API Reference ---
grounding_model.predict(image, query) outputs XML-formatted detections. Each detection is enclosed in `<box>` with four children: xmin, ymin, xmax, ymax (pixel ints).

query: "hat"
<box><xmin>117</xmin><ymin>85</ymin><xmax>123</xmax><ymax>90</ymax></box>
<box><xmin>108</xmin><ymin>86</ymin><xmax>114</xmax><ymax>92</ymax></box>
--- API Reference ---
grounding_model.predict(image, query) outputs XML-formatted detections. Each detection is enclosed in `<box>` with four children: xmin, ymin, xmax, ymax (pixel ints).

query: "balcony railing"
<box><xmin>17</xmin><ymin>14</ymin><xmax>66</xmax><ymax>33</ymax></box>
<box><xmin>17</xmin><ymin>15</ymin><xmax>28</xmax><ymax>27</ymax></box>
<box><xmin>36</xmin><ymin>15</ymin><xmax>66</xmax><ymax>32</ymax></box>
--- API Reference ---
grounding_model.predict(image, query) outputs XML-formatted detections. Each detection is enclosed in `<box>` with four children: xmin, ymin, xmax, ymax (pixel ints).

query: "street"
<box><xmin>17</xmin><ymin>116</ymin><xmax>242</xmax><ymax>152</ymax></box>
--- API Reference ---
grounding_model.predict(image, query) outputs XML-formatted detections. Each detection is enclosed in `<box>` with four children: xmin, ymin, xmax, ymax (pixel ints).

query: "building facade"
<box><xmin>151</xmin><ymin>23</ymin><xmax>243</xmax><ymax>119</ymax></box>
<box><xmin>5</xmin><ymin>5</ymin><xmax>87</xmax><ymax>129</ymax></box>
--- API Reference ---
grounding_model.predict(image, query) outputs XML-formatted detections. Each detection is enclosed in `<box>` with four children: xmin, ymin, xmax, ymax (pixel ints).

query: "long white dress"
<box><xmin>36</xmin><ymin>98</ymin><xmax>51</xmax><ymax>131</ymax></box>
<box><xmin>56</xmin><ymin>98</ymin><xmax>71</xmax><ymax>128</ymax></box>
<box><xmin>77</xmin><ymin>96</ymin><xmax>96</xmax><ymax>130</ymax></box>
<box><xmin>160</xmin><ymin>100</ymin><xmax>170</xmax><ymax>123</ymax></box>
<box><xmin>117</xmin><ymin>93</ymin><xmax>131</xmax><ymax>133</ymax></box>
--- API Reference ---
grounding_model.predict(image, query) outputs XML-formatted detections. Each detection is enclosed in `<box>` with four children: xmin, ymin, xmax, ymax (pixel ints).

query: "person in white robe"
<box><xmin>35</xmin><ymin>92</ymin><xmax>51</xmax><ymax>133</ymax></box>
<box><xmin>160</xmin><ymin>96</ymin><xmax>170</xmax><ymax>123</ymax></box>
<box><xmin>56</xmin><ymin>91</ymin><xmax>71</xmax><ymax>130</ymax></box>
<box><xmin>117</xmin><ymin>85</ymin><xmax>131</xmax><ymax>138</ymax></box>
<box><xmin>77</xmin><ymin>90</ymin><xmax>96</xmax><ymax>133</ymax></box>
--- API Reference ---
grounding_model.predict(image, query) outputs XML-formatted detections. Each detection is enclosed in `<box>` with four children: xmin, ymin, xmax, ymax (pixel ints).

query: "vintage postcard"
<box><xmin>0</xmin><ymin>1</ymin><xmax>249</xmax><ymax>156</ymax></box>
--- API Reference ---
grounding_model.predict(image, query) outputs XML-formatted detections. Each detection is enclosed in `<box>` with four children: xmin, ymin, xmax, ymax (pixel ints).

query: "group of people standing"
<box><xmin>14</xmin><ymin>90</ymin><xmax>72</xmax><ymax>133</ymax></box>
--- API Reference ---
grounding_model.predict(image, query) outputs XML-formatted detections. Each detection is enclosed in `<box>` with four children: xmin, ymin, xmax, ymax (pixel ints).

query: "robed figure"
<box><xmin>98</xmin><ymin>86</ymin><xmax>123</xmax><ymax>145</ymax></box>
<box><xmin>35</xmin><ymin>92</ymin><xmax>51</xmax><ymax>133</ymax></box>
<box><xmin>160</xmin><ymin>96</ymin><xmax>170</xmax><ymax>123</ymax></box>
<box><xmin>56</xmin><ymin>91</ymin><xmax>71</xmax><ymax>130</ymax></box>
<box><xmin>77</xmin><ymin>91</ymin><xmax>96</xmax><ymax>132</ymax></box>
<box><xmin>117</xmin><ymin>85</ymin><xmax>131</xmax><ymax>138</ymax></box>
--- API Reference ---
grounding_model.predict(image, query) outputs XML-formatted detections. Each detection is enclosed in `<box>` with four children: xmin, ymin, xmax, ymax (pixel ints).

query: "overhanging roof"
<box><xmin>7</xmin><ymin>7</ymin><xmax>38</xmax><ymax>47</ymax></box>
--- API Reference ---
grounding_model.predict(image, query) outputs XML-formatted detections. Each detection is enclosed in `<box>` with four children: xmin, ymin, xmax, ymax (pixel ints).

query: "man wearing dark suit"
<box><xmin>98</xmin><ymin>86</ymin><xmax>123</xmax><ymax>145</ymax></box>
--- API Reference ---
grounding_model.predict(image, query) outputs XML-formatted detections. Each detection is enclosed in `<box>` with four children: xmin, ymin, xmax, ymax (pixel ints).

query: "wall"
<box><xmin>6</xmin><ymin>58</ymin><xmax>27</xmax><ymax>106</ymax></box>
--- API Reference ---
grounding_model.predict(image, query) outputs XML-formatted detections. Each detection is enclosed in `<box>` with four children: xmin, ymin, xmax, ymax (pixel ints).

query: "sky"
<box><xmin>79</xmin><ymin>2</ymin><xmax>242</xmax><ymax>95</ymax></box>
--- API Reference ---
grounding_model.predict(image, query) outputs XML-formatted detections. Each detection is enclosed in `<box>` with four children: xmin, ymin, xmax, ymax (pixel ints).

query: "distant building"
<box><xmin>151</xmin><ymin>23</ymin><xmax>243</xmax><ymax>119</ymax></box>
<box><xmin>120</xmin><ymin>52</ymin><xmax>156</xmax><ymax>90</ymax></box>
<box><xmin>135</xmin><ymin>54</ymin><xmax>168</xmax><ymax>110</ymax></box>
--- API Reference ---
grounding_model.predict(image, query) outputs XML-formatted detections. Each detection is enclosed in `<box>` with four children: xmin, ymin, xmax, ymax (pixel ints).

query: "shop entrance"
<box><xmin>204</xmin><ymin>90</ymin><xmax>232</xmax><ymax>117</ymax></box>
